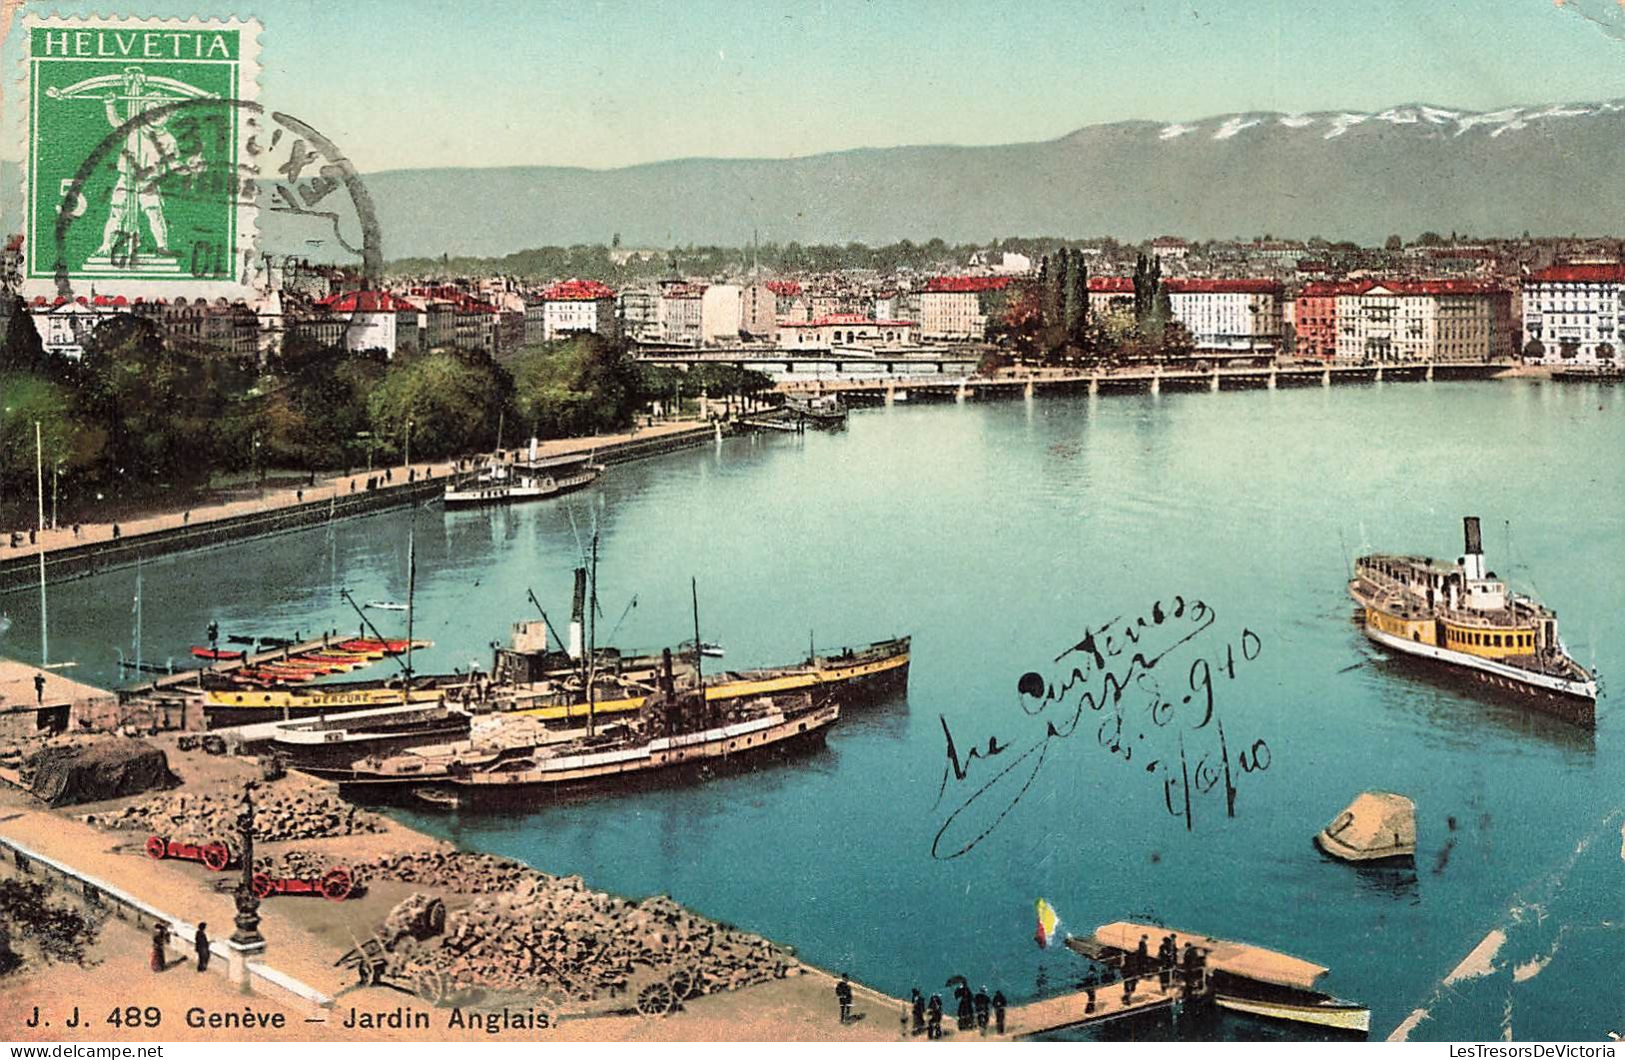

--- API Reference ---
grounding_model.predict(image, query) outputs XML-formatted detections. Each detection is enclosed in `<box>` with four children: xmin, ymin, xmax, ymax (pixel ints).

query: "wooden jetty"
<box><xmin>997</xmin><ymin>977</ymin><xmax>1188</xmax><ymax>1039</ymax></box>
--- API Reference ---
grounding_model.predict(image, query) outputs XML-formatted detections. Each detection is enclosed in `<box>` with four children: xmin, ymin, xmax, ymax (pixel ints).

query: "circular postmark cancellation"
<box><xmin>51</xmin><ymin>96</ymin><xmax>382</xmax><ymax>300</ymax></box>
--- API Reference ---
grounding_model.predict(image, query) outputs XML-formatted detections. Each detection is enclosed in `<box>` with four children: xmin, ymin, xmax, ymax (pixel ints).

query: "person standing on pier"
<box><xmin>835</xmin><ymin>974</ymin><xmax>853</xmax><ymax>1024</ymax></box>
<box><xmin>992</xmin><ymin>990</ymin><xmax>1006</xmax><ymax>1034</ymax></box>
<box><xmin>1081</xmin><ymin>968</ymin><xmax>1098</xmax><ymax>1013</ymax></box>
<box><xmin>911</xmin><ymin>989</ymin><xmax>925</xmax><ymax>1035</ymax></box>
<box><xmin>1134</xmin><ymin>935</ymin><xmax>1150</xmax><ymax>977</ymax></box>
<box><xmin>194</xmin><ymin>923</ymin><xmax>209</xmax><ymax>972</ymax></box>
<box><xmin>926</xmin><ymin>994</ymin><xmax>943</xmax><ymax>1039</ymax></box>
<box><xmin>149</xmin><ymin>921</ymin><xmax>170</xmax><ymax>972</ymax></box>
<box><xmin>974</xmin><ymin>986</ymin><xmax>990</xmax><ymax>1034</ymax></box>
<box><xmin>33</xmin><ymin>673</ymin><xmax>45</xmax><ymax>705</ymax></box>
<box><xmin>1122</xmin><ymin>963</ymin><xmax>1139</xmax><ymax>1004</ymax></box>
<box><xmin>1158</xmin><ymin>936</ymin><xmax>1176</xmax><ymax>990</ymax></box>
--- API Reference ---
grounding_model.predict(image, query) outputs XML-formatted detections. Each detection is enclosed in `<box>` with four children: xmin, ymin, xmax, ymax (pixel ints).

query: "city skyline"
<box><xmin>3</xmin><ymin>0</ymin><xmax>1625</xmax><ymax>173</ymax></box>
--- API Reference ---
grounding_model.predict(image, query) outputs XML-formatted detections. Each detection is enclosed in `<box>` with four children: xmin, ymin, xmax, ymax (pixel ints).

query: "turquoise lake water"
<box><xmin>12</xmin><ymin>378</ymin><xmax>1624</xmax><ymax>1039</ymax></box>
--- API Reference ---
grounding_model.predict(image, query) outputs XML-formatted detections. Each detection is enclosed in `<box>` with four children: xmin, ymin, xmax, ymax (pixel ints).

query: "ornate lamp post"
<box><xmin>230</xmin><ymin>781</ymin><xmax>264</xmax><ymax>948</ymax></box>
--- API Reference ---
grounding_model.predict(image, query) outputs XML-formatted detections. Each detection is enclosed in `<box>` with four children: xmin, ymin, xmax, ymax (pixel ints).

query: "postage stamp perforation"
<box><xmin>18</xmin><ymin>12</ymin><xmax>262</xmax><ymax>300</ymax></box>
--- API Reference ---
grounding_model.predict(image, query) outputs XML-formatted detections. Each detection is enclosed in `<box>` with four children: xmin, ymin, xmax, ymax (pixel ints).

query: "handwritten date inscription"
<box><xmin>933</xmin><ymin>596</ymin><xmax>1270</xmax><ymax>860</ymax></box>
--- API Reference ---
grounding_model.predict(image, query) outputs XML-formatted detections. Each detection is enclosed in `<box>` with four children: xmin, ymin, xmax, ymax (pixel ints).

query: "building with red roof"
<box><xmin>1334</xmin><ymin>280</ymin><xmax>1513</xmax><ymax>363</ymax></box>
<box><xmin>1294</xmin><ymin>280</ymin><xmax>1370</xmax><ymax>361</ymax></box>
<box><xmin>309</xmin><ymin>290</ymin><xmax>424</xmax><ymax>357</ymax></box>
<box><xmin>1522</xmin><ymin>263</ymin><xmax>1624</xmax><ymax>365</ymax></box>
<box><xmin>776</xmin><ymin>314</ymin><xmax>917</xmax><ymax>350</ymax></box>
<box><xmin>919</xmin><ymin>276</ymin><xmax>1019</xmax><ymax>340</ymax></box>
<box><xmin>532</xmin><ymin>278</ymin><xmax>617</xmax><ymax>343</ymax></box>
<box><xmin>1164</xmin><ymin>278</ymin><xmax>1285</xmax><ymax>355</ymax></box>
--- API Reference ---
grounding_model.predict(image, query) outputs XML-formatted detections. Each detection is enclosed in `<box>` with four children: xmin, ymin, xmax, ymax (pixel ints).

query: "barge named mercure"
<box><xmin>1348</xmin><ymin>516</ymin><xmax>1596</xmax><ymax>724</ymax></box>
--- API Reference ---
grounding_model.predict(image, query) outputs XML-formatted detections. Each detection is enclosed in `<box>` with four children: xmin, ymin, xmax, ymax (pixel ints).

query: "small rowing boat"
<box><xmin>191</xmin><ymin>646</ymin><xmax>245</xmax><ymax>661</ymax></box>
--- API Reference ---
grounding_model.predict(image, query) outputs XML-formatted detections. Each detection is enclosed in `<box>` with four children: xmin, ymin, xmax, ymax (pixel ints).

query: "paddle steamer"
<box><xmin>1348</xmin><ymin>517</ymin><xmax>1596</xmax><ymax>724</ymax></box>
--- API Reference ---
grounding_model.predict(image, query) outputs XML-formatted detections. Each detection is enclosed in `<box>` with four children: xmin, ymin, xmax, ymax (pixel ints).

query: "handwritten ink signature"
<box><xmin>932</xmin><ymin>595</ymin><xmax>1271</xmax><ymax>860</ymax></box>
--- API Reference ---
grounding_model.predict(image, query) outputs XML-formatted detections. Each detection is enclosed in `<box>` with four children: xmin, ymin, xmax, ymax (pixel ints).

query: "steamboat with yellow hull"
<box><xmin>1348</xmin><ymin>517</ymin><xmax>1596</xmax><ymax>725</ymax></box>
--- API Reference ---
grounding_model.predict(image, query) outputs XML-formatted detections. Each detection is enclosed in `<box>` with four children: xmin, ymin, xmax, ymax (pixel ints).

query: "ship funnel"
<box><xmin>1462</xmin><ymin>516</ymin><xmax>1485</xmax><ymax>580</ymax></box>
<box><xmin>528</xmin><ymin>436</ymin><xmax>540</xmax><ymax>462</ymax></box>
<box><xmin>661</xmin><ymin>647</ymin><xmax>675</xmax><ymax>696</ymax></box>
<box><xmin>568</xmin><ymin>567</ymin><xmax>586</xmax><ymax>659</ymax></box>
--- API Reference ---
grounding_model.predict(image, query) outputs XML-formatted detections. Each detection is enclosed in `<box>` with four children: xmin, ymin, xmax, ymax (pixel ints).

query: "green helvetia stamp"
<box><xmin>23</xmin><ymin>16</ymin><xmax>261</xmax><ymax>296</ymax></box>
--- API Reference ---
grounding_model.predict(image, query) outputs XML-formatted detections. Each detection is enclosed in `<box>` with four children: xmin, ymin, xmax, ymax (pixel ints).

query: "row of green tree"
<box><xmin>0</xmin><ymin>300</ymin><xmax>770</xmax><ymax>519</ymax></box>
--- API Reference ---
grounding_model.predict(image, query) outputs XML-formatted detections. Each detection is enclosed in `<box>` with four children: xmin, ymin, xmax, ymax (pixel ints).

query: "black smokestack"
<box><xmin>571</xmin><ymin>568</ymin><xmax>587</xmax><ymax>623</ymax></box>
<box><xmin>661</xmin><ymin>647</ymin><xmax>674</xmax><ymax>696</ymax></box>
<box><xmin>1463</xmin><ymin>516</ymin><xmax>1482</xmax><ymax>556</ymax></box>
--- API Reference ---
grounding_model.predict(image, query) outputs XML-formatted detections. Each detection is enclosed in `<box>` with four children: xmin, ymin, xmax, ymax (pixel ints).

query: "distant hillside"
<box><xmin>7</xmin><ymin>100</ymin><xmax>1623</xmax><ymax>261</ymax></box>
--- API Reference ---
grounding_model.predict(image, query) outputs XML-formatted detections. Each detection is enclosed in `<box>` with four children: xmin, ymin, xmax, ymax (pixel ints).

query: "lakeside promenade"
<box><xmin>0</xmin><ymin>418</ymin><xmax>718</xmax><ymax>594</ymax></box>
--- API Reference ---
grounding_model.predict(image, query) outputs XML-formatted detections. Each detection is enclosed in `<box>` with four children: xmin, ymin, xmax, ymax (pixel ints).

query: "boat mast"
<box><xmin>134</xmin><ymin>559</ymin><xmax>142</xmax><ymax>678</ymax></box>
<box><xmin>691</xmin><ymin>577</ymin><xmax>705</xmax><ymax>693</ymax></box>
<box><xmin>586</xmin><ymin>533</ymin><xmax>599</xmax><ymax>737</ymax></box>
<box><xmin>35</xmin><ymin>421</ymin><xmax>47</xmax><ymax>667</ymax></box>
<box><xmin>404</xmin><ymin>521</ymin><xmax>416</xmax><ymax>706</ymax></box>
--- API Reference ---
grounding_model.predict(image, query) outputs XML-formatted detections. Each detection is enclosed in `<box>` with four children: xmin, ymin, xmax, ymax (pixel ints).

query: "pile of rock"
<box><xmin>367</xmin><ymin>850</ymin><xmax>532</xmax><ymax>894</ymax></box>
<box><xmin>381</xmin><ymin>873</ymin><xmax>793</xmax><ymax>1004</ymax></box>
<box><xmin>81</xmin><ymin>789</ymin><xmax>383</xmax><ymax>842</ymax></box>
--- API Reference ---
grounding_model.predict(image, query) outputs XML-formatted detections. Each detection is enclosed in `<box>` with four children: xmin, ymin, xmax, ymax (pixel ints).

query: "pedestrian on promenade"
<box><xmin>992</xmin><ymin>990</ymin><xmax>1006</xmax><ymax>1034</ymax></box>
<box><xmin>956</xmin><ymin>988</ymin><xmax>974</xmax><ymax>1031</ymax></box>
<box><xmin>974</xmin><ymin>986</ymin><xmax>990</xmax><ymax>1035</ymax></box>
<box><xmin>835</xmin><ymin>974</ymin><xmax>853</xmax><ymax>1024</ymax></box>
<box><xmin>72</xmin><ymin>523</ymin><xmax>80</xmax><ymax>538</ymax></box>
<box><xmin>33</xmin><ymin>674</ymin><xmax>45</xmax><ymax>704</ymax></box>
<box><xmin>296</xmin><ymin>489</ymin><xmax>303</xmax><ymax>503</ymax></box>
<box><xmin>112</xmin><ymin>523</ymin><xmax>121</xmax><ymax>540</ymax></box>
<box><xmin>385</xmin><ymin>469</ymin><xmax>392</xmax><ymax>483</ymax></box>
<box><xmin>28</xmin><ymin>528</ymin><xmax>35</xmax><ymax>545</ymax></box>
<box><xmin>194</xmin><ymin>924</ymin><xmax>209</xmax><ymax>972</ymax></box>
<box><xmin>350</xmin><ymin>480</ymin><xmax>356</xmax><ymax>493</ymax></box>
<box><xmin>1158</xmin><ymin>936</ymin><xmax>1176</xmax><ymax>990</ymax></box>
<box><xmin>1181</xmin><ymin>943</ymin><xmax>1198</xmax><ymax>998</ymax></box>
<box><xmin>183</xmin><ymin>511</ymin><xmax>190</xmax><ymax>525</ymax></box>
<box><xmin>150</xmin><ymin>922</ymin><xmax>170</xmax><ymax>972</ymax></box>
<box><xmin>910</xmin><ymin>988</ymin><xmax>925</xmax><ymax>1035</ymax></box>
<box><xmin>926</xmin><ymin>994</ymin><xmax>943</xmax><ymax>1039</ymax></box>
<box><xmin>1134</xmin><ymin>935</ymin><xmax>1149</xmax><ymax>977</ymax></box>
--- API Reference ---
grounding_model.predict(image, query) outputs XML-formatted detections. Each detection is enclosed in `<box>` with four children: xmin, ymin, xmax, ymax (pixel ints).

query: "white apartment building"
<box><xmin>657</xmin><ymin>282</ymin><xmax>705</xmax><ymax>345</ymax></box>
<box><xmin>618</xmin><ymin>289</ymin><xmax>660</xmax><ymax>342</ymax></box>
<box><xmin>1334</xmin><ymin>281</ymin><xmax>1512</xmax><ymax>363</ymax></box>
<box><xmin>538</xmin><ymin>279</ymin><xmax>616</xmax><ymax>342</ymax></box>
<box><xmin>1522</xmin><ymin>264</ymin><xmax>1623</xmax><ymax>365</ymax></box>
<box><xmin>1164</xmin><ymin>279</ymin><xmax>1284</xmax><ymax>354</ymax></box>
<box><xmin>700</xmin><ymin>284</ymin><xmax>742</xmax><ymax>345</ymax></box>
<box><xmin>917</xmin><ymin>276</ymin><xmax>1013</xmax><ymax>341</ymax></box>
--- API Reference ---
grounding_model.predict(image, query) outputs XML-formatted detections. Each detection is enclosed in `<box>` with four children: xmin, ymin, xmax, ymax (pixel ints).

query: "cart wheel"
<box><xmin>668</xmin><ymin>968</ymin><xmax>696</xmax><ymax>1001</ymax></box>
<box><xmin>251</xmin><ymin>872</ymin><xmax>273</xmax><ymax>899</ymax></box>
<box><xmin>202</xmin><ymin>842</ymin><xmax>230</xmax><ymax>872</ymax></box>
<box><xmin>356</xmin><ymin>961</ymin><xmax>377</xmax><ymax>987</ymax></box>
<box><xmin>321</xmin><ymin>867</ymin><xmax>354</xmax><ymax>902</ymax></box>
<box><xmin>145</xmin><ymin>835</ymin><xmax>167</xmax><ymax>860</ymax></box>
<box><xmin>415</xmin><ymin>969</ymin><xmax>447</xmax><ymax>1005</ymax></box>
<box><xmin>637</xmin><ymin>981</ymin><xmax>674</xmax><ymax>1016</ymax></box>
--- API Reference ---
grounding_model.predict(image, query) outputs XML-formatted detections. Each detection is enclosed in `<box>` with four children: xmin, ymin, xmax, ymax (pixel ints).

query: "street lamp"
<box><xmin>230</xmin><ymin>782</ymin><xmax>264</xmax><ymax>948</ymax></box>
<box><xmin>403</xmin><ymin>419</ymin><xmax>414</xmax><ymax>471</ymax></box>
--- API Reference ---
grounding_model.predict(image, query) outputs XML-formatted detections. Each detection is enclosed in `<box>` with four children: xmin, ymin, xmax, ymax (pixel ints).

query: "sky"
<box><xmin>4</xmin><ymin>0</ymin><xmax>1625</xmax><ymax>173</ymax></box>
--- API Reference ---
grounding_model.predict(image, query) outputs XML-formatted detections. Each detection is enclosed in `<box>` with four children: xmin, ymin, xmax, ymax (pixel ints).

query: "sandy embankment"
<box><xmin>0</xmin><ymin>733</ymin><xmax>905</xmax><ymax>1043</ymax></box>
